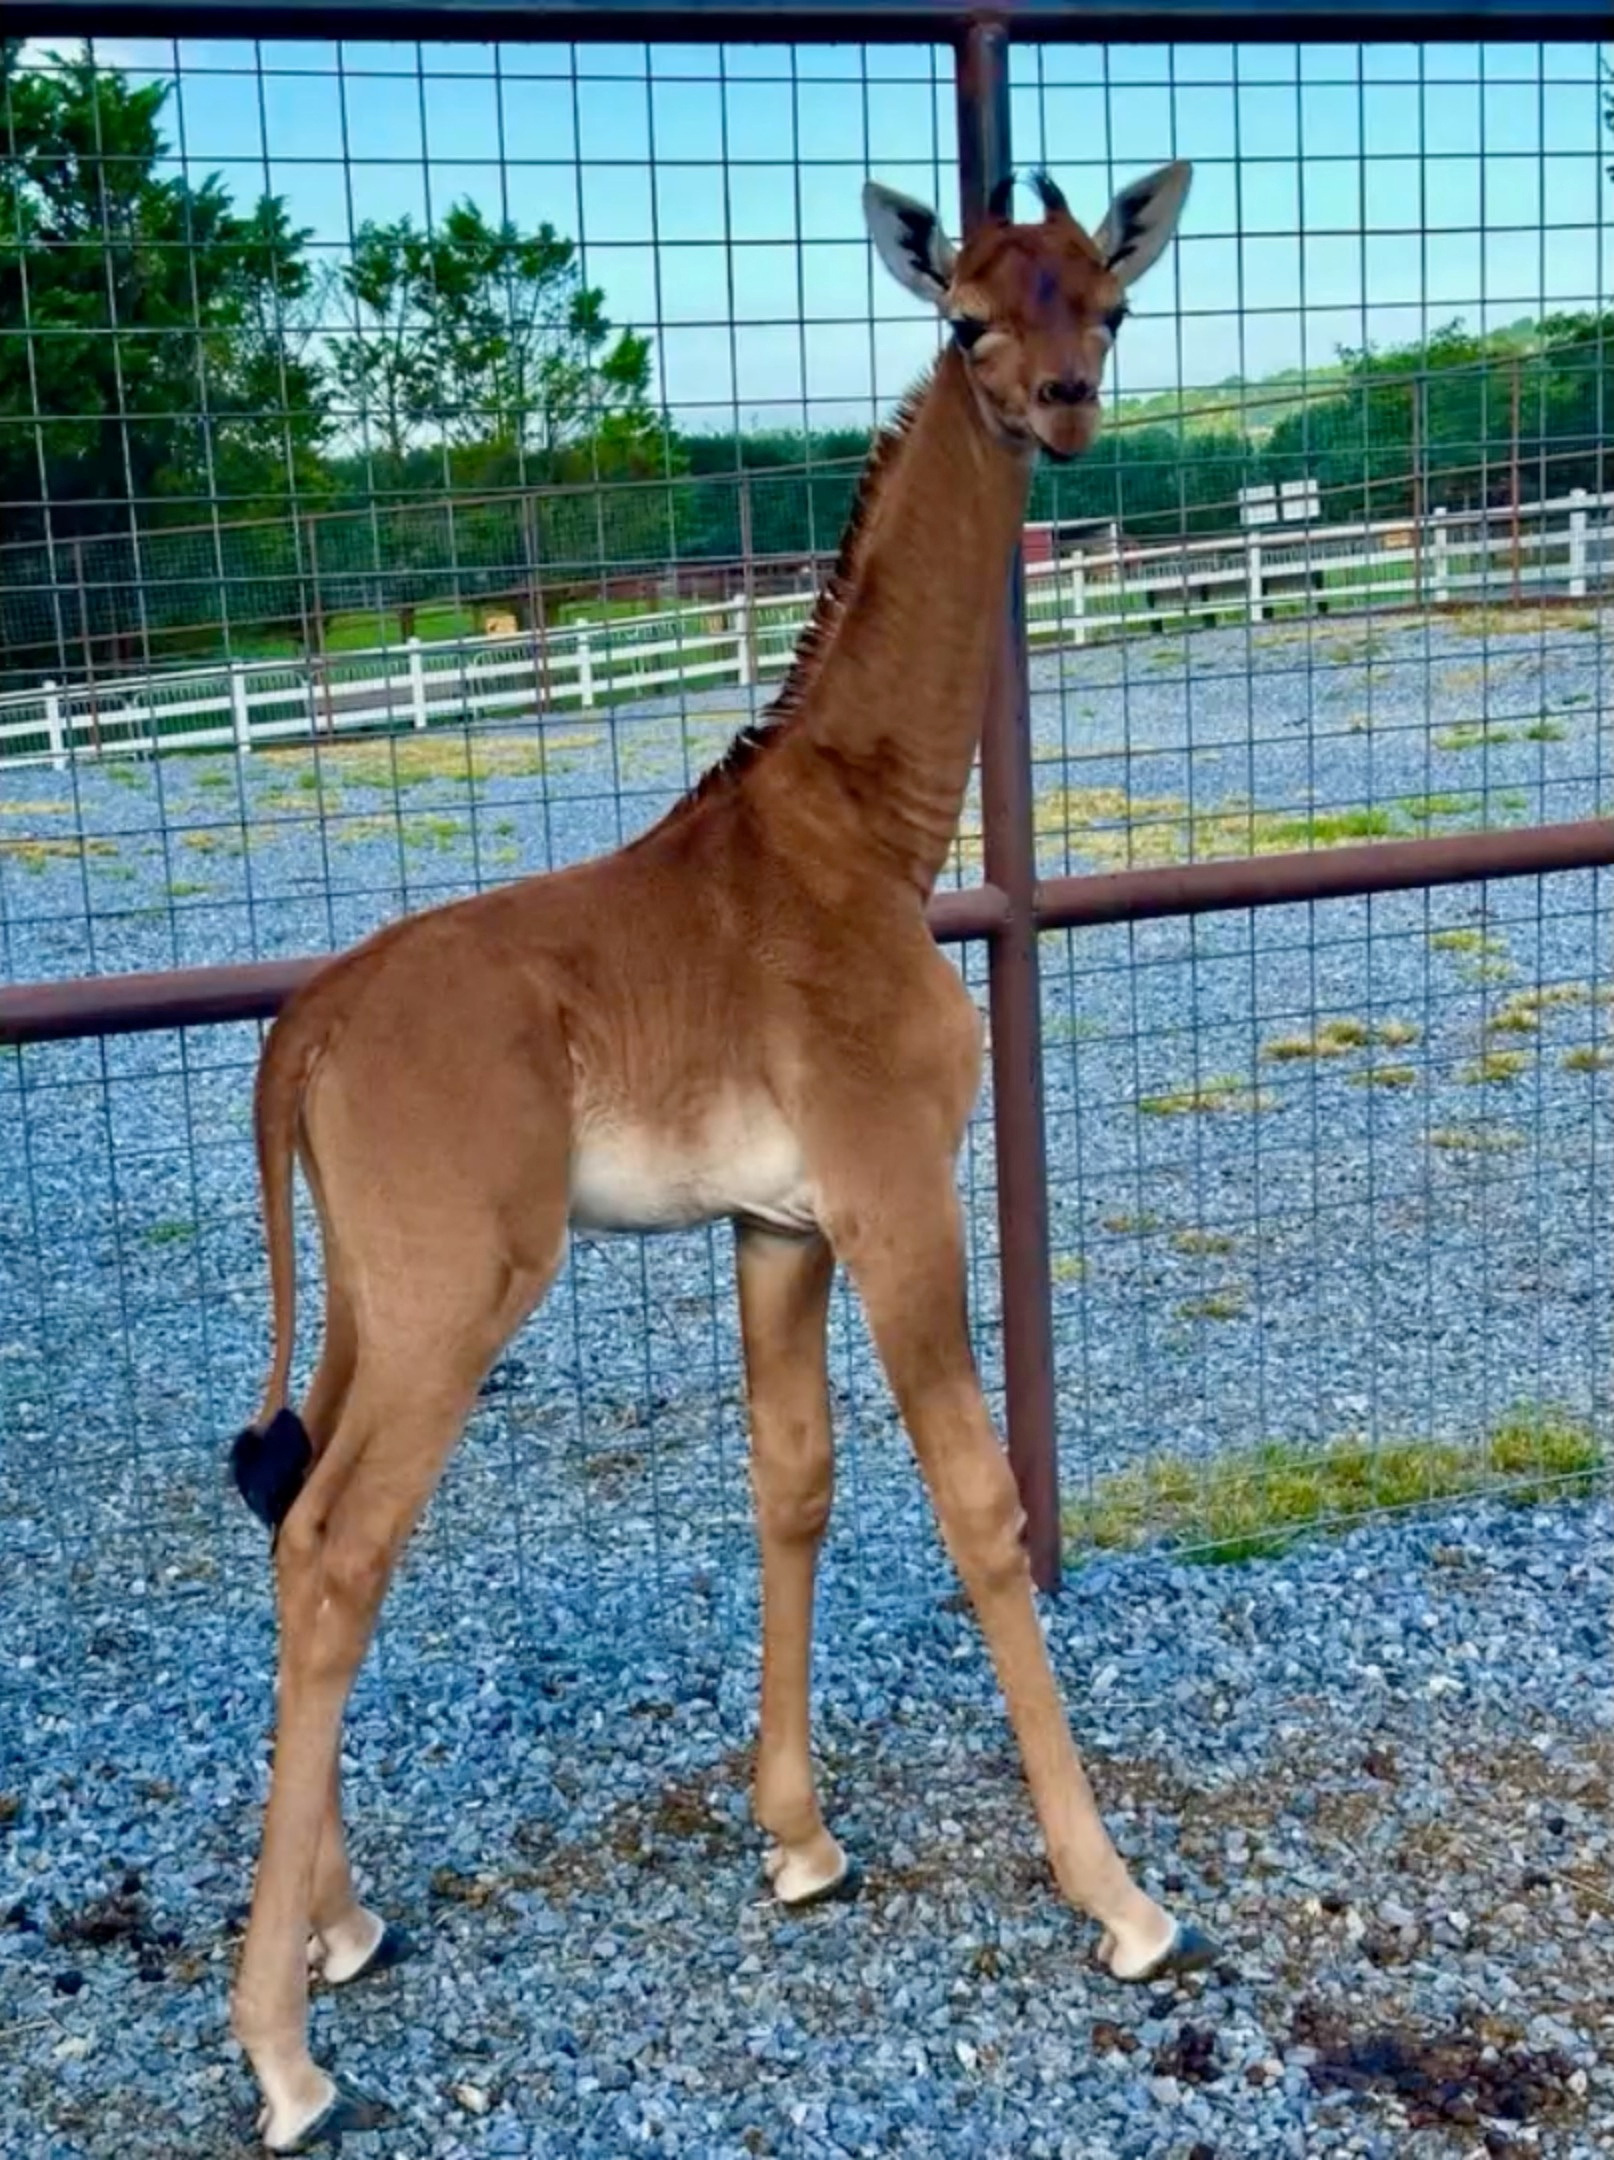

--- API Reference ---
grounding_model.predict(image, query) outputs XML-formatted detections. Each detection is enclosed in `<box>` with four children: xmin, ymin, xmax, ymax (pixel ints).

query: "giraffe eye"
<box><xmin>950</xmin><ymin>315</ymin><xmax>990</xmax><ymax>352</ymax></box>
<box><xmin>1102</xmin><ymin>305</ymin><xmax>1128</xmax><ymax>338</ymax></box>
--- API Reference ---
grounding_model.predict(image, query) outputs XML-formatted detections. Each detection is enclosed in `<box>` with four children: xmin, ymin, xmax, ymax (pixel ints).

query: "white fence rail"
<box><xmin>1</xmin><ymin>489</ymin><xmax>1608</xmax><ymax>771</ymax></box>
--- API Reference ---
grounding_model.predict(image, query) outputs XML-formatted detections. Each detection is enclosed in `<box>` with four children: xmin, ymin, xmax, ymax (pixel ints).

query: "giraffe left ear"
<box><xmin>863</xmin><ymin>180</ymin><xmax>957</xmax><ymax>308</ymax></box>
<box><xmin>1092</xmin><ymin>160</ymin><xmax>1192</xmax><ymax>289</ymax></box>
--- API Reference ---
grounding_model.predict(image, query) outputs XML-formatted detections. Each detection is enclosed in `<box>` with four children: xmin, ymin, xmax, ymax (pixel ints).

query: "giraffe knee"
<box><xmin>942</xmin><ymin>1458</ymin><xmax>1028</xmax><ymax>1598</ymax></box>
<box><xmin>758</xmin><ymin>1467</ymin><xmax>833</xmax><ymax>1545</ymax></box>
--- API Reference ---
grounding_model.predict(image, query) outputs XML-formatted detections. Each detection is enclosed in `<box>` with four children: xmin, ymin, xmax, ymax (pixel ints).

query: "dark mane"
<box><xmin>652</xmin><ymin>365</ymin><xmax>937</xmax><ymax>823</ymax></box>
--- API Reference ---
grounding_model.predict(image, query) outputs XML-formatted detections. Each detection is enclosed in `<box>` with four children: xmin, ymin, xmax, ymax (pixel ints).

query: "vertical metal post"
<box><xmin>955</xmin><ymin>21</ymin><xmax>1060</xmax><ymax>1594</ymax></box>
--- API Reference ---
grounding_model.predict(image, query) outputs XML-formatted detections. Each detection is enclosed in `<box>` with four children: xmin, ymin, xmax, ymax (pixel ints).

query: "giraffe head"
<box><xmin>863</xmin><ymin>162</ymin><xmax>1191</xmax><ymax>462</ymax></box>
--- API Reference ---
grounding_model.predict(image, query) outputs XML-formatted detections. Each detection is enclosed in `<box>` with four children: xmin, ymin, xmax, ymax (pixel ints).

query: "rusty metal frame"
<box><xmin>11</xmin><ymin>0</ymin><xmax>1606</xmax><ymax>39</ymax></box>
<box><xmin>4</xmin><ymin>5</ymin><xmax>1611</xmax><ymax>1598</ymax></box>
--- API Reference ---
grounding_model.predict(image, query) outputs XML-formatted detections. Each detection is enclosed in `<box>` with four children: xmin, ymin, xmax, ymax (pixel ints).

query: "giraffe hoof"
<box><xmin>1099</xmin><ymin>1917</ymin><xmax>1220</xmax><ymax>1985</ymax></box>
<box><xmin>262</xmin><ymin>2085</ymin><xmax>391</xmax><ymax>2153</ymax></box>
<box><xmin>776</xmin><ymin>1855</ymin><xmax>862</xmax><ymax>1910</ymax></box>
<box><xmin>329</xmin><ymin>1921</ymin><xmax>413</xmax><ymax>1988</ymax></box>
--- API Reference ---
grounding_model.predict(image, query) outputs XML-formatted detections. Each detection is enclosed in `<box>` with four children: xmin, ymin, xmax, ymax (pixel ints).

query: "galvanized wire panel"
<box><xmin>1</xmin><ymin>29</ymin><xmax>1609</xmax><ymax>1650</ymax></box>
<box><xmin>1042</xmin><ymin>873</ymin><xmax>1613</xmax><ymax>1563</ymax></box>
<box><xmin>0</xmin><ymin>33</ymin><xmax>990</xmax><ymax>1663</ymax></box>
<box><xmin>1008</xmin><ymin>39</ymin><xmax>1612</xmax><ymax>892</ymax></box>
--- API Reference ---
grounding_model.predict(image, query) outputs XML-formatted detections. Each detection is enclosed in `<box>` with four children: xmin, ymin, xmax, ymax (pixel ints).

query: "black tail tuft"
<box><xmin>231</xmin><ymin>1407</ymin><xmax>313</xmax><ymax>1531</ymax></box>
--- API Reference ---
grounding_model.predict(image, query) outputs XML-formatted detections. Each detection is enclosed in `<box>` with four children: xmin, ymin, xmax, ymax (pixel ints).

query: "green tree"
<box><xmin>329</xmin><ymin>200</ymin><xmax>655</xmax><ymax>475</ymax></box>
<box><xmin>0</xmin><ymin>39</ymin><xmax>326</xmax><ymax>538</ymax></box>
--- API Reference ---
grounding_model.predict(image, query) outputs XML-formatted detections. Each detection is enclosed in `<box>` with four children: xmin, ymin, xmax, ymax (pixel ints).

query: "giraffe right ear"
<box><xmin>863</xmin><ymin>181</ymin><xmax>957</xmax><ymax>307</ymax></box>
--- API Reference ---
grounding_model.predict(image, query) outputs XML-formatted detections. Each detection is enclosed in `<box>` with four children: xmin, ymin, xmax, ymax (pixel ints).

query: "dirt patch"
<box><xmin>1292</xmin><ymin>1999</ymin><xmax>1581</xmax><ymax>2137</ymax></box>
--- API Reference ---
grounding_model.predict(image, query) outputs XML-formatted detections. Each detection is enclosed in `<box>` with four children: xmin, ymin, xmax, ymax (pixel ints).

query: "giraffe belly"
<box><xmin>568</xmin><ymin>1101</ymin><xmax>818</xmax><ymax>1237</ymax></box>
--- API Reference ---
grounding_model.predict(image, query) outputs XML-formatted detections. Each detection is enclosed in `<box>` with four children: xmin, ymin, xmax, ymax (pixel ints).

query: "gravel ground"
<box><xmin>0</xmin><ymin>1497</ymin><xmax>1609</xmax><ymax>2158</ymax></box>
<box><xmin>2</xmin><ymin>606</ymin><xmax>1612</xmax><ymax>2155</ymax></box>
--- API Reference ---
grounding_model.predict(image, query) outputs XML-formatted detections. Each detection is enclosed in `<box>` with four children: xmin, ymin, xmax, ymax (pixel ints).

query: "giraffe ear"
<box><xmin>1092</xmin><ymin>160</ymin><xmax>1192</xmax><ymax>289</ymax></box>
<box><xmin>862</xmin><ymin>180</ymin><xmax>957</xmax><ymax>307</ymax></box>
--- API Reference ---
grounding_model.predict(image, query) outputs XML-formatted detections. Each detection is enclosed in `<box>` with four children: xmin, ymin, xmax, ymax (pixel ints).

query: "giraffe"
<box><xmin>227</xmin><ymin>160</ymin><xmax>1205</xmax><ymax>2154</ymax></box>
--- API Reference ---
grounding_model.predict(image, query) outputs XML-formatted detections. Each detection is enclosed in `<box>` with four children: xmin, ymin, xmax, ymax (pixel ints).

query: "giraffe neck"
<box><xmin>762</xmin><ymin>345</ymin><xmax>1035</xmax><ymax>899</ymax></box>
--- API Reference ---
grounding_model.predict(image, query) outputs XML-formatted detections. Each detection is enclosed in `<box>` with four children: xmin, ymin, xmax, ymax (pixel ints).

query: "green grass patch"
<box><xmin>1349</xmin><ymin>1063</ymin><xmax>1419</xmax><ymax>1090</ymax></box>
<box><xmin>0</xmin><ymin>835</ymin><xmax>118</xmax><ymax>872</ymax></box>
<box><xmin>402</xmin><ymin>814</ymin><xmax>469</xmax><ymax>852</ymax></box>
<box><xmin>1176</xmin><ymin>1288</ymin><xmax>1248</xmax><ymax>1322</ymax></box>
<box><xmin>263</xmin><ymin>727</ymin><xmax>600</xmax><ymax>794</ymax></box>
<box><xmin>1431</xmin><ymin>928</ymin><xmax>1507</xmax><ymax>956</ymax></box>
<box><xmin>1100</xmin><ymin>1211</ymin><xmax>1161</xmax><ymax>1235</ymax></box>
<box><xmin>1449</xmin><ymin>604</ymin><xmax>1599</xmax><ymax>637</ymax></box>
<box><xmin>143</xmin><ymin>1218</ymin><xmax>196</xmax><ymax>1248</ymax></box>
<box><xmin>167</xmin><ymin>880</ymin><xmax>211</xmax><ymax>900</ymax></box>
<box><xmin>1435</xmin><ymin>720</ymin><xmax>1524</xmax><ymax>752</ymax></box>
<box><xmin>1139</xmin><ymin>1076</ymin><xmax>1275</xmax><ymax>1117</ymax></box>
<box><xmin>1459</xmin><ymin>1050</ymin><xmax>1530</xmax><ymax>1085</ymax></box>
<box><xmin>1400</xmin><ymin>793</ymin><xmax>1482</xmax><ymax>823</ymax></box>
<box><xmin>1261</xmin><ymin>1016</ymin><xmax>1413</xmax><ymax>1062</ymax></box>
<box><xmin>1522</xmin><ymin>721</ymin><xmax>1567</xmax><ymax>743</ymax></box>
<box><xmin>1562</xmin><ymin>1045</ymin><xmax>1614</xmax><ymax>1074</ymax></box>
<box><xmin>1064</xmin><ymin>1411</ymin><xmax>1602</xmax><ymax>1564</ymax></box>
<box><xmin>1052</xmin><ymin>1254</ymin><xmax>1088</xmax><ymax>1283</ymax></box>
<box><xmin>1430</xmin><ymin>1124</ymin><xmax>1526</xmax><ymax>1156</ymax></box>
<box><xmin>1171</xmin><ymin>1229</ymin><xmax>1236</xmax><ymax>1257</ymax></box>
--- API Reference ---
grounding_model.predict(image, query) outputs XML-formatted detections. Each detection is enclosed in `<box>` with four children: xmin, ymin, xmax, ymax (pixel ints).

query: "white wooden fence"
<box><xmin>1</xmin><ymin>488</ymin><xmax>1607</xmax><ymax>771</ymax></box>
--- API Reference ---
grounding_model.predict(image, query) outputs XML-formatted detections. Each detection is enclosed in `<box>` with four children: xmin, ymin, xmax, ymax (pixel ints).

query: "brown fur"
<box><xmin>229</xmin><ymin>176</ymin><xmax>1195</xmax><ymax>2154</ymax></box>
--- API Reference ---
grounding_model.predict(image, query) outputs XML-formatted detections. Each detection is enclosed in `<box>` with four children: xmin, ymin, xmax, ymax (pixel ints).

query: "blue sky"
<box><xmin>19</xmin><ymin>36</ymin><xmax>1614</xmax><ymax>436</ymax></box>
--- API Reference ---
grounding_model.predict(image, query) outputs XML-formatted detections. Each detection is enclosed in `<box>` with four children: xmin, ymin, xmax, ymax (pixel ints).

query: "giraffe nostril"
<box><xmin>1036</xmin><ymin>376</ymin><xmax>1094</xmax><ymax>409</ymax></box>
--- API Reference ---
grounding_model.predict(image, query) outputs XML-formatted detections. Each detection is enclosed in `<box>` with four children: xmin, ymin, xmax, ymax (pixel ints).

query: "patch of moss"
<box><xmin>1064</xmin><ymin>1410</ymin><xmax>1602</xmax><ymax>1564</ymax></box>
<box><xmin>1139</xmin><ymin>1076</ymin><xmax>1275</xmax><ymax>1117</ymax></box>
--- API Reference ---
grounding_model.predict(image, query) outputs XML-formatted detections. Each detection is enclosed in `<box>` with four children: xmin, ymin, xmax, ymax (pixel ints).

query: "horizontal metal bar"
<box><xmin>1032</xmin><ymin>817</ymin><xmax>1614</xmax><ymax>930</ymax></box>
<box><xmin>0</xmin><ymin>882</ymin><xmax>1013</xmax><ymax>1048</ymax></box>
<box><xmin>6</xmin><ymin>820</ymin><xmax>1613</xmax><ymax>1049</ymax></box>
<box><xmin>0</xmin><ymin>956</ymin><xmax>323</xmax><ymax>1047</ymax></box>
<box><xmin>8</xmin><ymin>0</ymin><xmax>1604</xmax><ymax>43</ymax></box>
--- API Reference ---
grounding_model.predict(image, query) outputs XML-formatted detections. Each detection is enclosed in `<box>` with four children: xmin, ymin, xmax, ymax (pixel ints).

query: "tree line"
<box><xmin>2</xmin><ymin>40</ymin><xmax>1610</xmax><ymax>677</ymax></box>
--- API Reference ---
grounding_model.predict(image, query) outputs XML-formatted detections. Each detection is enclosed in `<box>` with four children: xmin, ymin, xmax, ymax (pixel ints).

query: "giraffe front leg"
<box><xmin>736</xmin><ymin>1227</ymin><xmax>855</xmax><ymax>1907</ymax></box>
<box><xmin>833</xmin><ymin>1157</ymin><xmax>1219</xmax><ymax>1984</ymax></box>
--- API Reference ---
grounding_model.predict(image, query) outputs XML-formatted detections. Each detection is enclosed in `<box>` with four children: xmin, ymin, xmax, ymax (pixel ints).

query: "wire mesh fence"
<box><xmin>1</xmin><ymin>24</ymin><xmax>1610</xmax><ymax>1658</ymax></box>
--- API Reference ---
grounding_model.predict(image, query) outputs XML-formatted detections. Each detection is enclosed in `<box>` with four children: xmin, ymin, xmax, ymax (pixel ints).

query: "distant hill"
<box><xmin>1115</xmin><ymin>318</ymin><xmax>1547</xmax><ymax>442</ymax></box>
